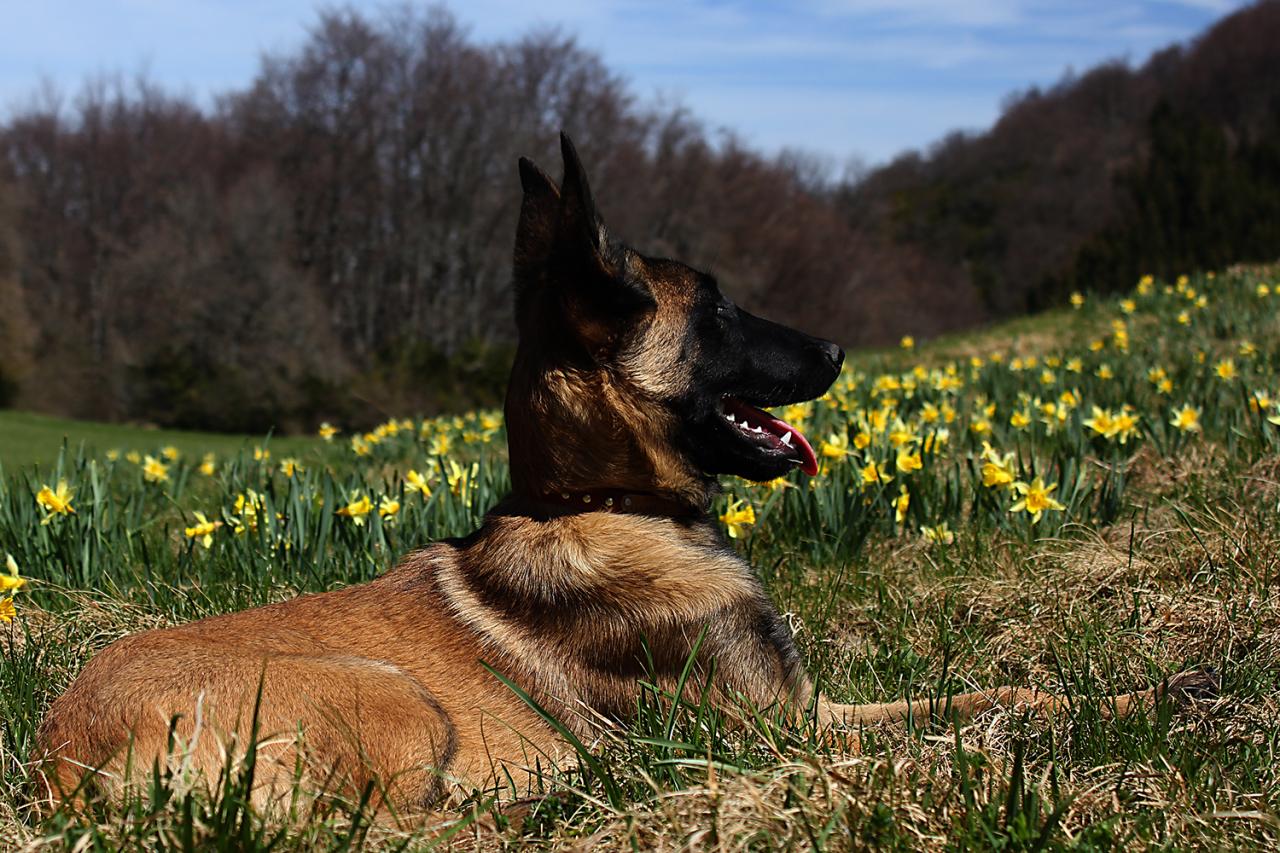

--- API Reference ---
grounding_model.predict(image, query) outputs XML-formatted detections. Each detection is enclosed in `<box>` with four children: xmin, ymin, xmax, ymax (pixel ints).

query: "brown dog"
<box><xmin>35</xmin><ymin>135</ymin><xmax>1213</xmax><ymax>821</ymax></box>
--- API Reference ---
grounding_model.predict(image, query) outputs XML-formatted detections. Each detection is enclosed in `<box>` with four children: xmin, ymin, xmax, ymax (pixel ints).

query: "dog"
<box><xmin>35</xmin><ymin>134</ymin><xmax>1214</xmax><ymax>821</ymax></box>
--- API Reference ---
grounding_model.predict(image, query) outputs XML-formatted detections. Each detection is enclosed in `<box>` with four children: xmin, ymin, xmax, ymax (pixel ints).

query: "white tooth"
<box><xmin>781</xmin><ymin>433</ymin><xmax>793</xmax><ymax>445</ymax></box>
<box><xmin>725</xmin><ymin>413</ymin><xmax>735</xmax><ymax>422</ymax></box>
<box><xmin>753</xmin><ymin>425</ymin><xmax>765</xmax><ymax>434</ymax></box>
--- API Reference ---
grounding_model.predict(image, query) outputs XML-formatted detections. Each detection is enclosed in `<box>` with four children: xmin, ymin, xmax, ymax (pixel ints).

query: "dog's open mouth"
<box><xmin>719</xmin><ymin>397</ymin><xmax>819</xmax><ymax>476</ymax></box>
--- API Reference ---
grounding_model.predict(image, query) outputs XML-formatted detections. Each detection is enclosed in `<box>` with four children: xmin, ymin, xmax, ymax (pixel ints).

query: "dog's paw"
<box><xmin>1162</xmin><ymin>667</ymin><xmax>1220</xmax><ymax>705</ymax></box>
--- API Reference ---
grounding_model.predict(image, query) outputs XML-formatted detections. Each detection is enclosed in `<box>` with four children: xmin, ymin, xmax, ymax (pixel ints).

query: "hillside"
<box><xmin>829</xmin><ymin>0</ymin><xmax>1280</xmax><ymax>324</ymax></box>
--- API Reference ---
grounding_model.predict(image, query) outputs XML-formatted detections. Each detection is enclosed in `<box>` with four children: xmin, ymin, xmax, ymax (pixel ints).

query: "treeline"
<box><xmin>0</xmin><ymin>6</ymin><xmax>884</xmax><ymax>430</ymax></box>
<box><xmin>2</xmin><ymin>2</ymin><xmax>1278</xmax><ymax>431</ymax></box>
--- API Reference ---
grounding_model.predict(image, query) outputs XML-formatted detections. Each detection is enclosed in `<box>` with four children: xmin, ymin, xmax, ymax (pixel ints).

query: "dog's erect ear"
<box><xmin>514</xmin><ymin>157</ymin><xmax>561</xmax><ymax>284</ymax></box>
<box><xmin>558</xmin><ymin>133</ymin><xmax>606</xmax><ymax>255</ymax></box>
<box><xmin>554</xmin><ymin>133</ymin><xmax>655</xmax><ymax>355</ymax></box>
<box><xmin>513</xmin><ymin>135</ymin><xmax>654</xmax><ymax>356</ymax></box>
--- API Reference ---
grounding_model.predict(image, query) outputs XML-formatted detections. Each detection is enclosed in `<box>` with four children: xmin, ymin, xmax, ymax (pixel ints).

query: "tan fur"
<box><xmin>35</xmin><ymin>140</ymin><xmax>1212</xmax><ymax>823</ymax></box>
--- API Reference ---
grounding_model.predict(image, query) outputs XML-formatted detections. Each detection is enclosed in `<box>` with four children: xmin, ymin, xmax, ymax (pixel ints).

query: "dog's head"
<box><xmin>506</xmin><ymin>134</ymin><xmax>843</xmax><ymax>508</ymax></box>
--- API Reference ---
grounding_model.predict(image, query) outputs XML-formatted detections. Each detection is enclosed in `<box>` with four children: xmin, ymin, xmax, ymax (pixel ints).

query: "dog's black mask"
<box><xmin>671</xmin><ymin>274</ymin><xmax>844</xmax><ymax>482</ymax></box>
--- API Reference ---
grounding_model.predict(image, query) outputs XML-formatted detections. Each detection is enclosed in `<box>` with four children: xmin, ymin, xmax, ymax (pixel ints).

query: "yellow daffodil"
<box><xmin>199</xmin><ymin>453</ymin><xmax>216</xmax><ymax>476</ymax></box>
<box><xmin>1070</xmin><ymin>292</ymin><xmax>1085</xmax><ymax>309</ymax></box>
<box><xmin>142</xmin><ymin>455</ymin><xmax>170</xmax><ymax>484</ymax></box>
<box><xmin>873</xmin><ymin>375</ymin><xmax>902</xmax><ymax>396</ymax></box>
<box><xmin>1120</xmin><ymin>299</ymin><xmax>1136</xmax><ymax>314</ymax></box>
<box><xmin>1095</xmin><ymin>364</ymin><xmax>1114</xmax><ymax>380</ymax></box>
<box><xmin>1111</xmin><ymin>408</ymin><xmax>1141</xmax><ymax>444</ymax></box>
<box><xmin>36</xmin><ymin>480</ymin><xmax>75</xmax><ymax>523</ymax></box>
<box><xmin>184</xmin><ymin>512</ymin><xmax>222</xmax><ymax>548</ymax></box>
<box><xmin>0</xmin><ymin>597</ymin><xmax>14</xmax><ymax>623</ymax></box>
<box><xmin>900</xmin><ymin>335</ymin><xmax>915</xmax><ymax>350</ymax></box>
<box><xmin>980</xmin><ymin>443</ymin><xmax>1017</xmax><ymax>489</ymax></box>
<box><xmin>921</xmin><ymin>523</ymin><xmax>954</xmax><ymax>545</ymax></box>
<box><xmin>336</xmin><ymin>494</ymin><xmax>373</xmax><ymax>525</ymax></box>
<box><xmin>719</xmin><ymin>497</ymin><xmax>756</xmax><ymax>539</ymax></box>
<box><xmin>231</xmin><ymin>489</ymin><xmax>264</xmax><ymax>534</ymax></box>
<box><xmin>887</xmin><ymin>419</ymin><xmax>919</xmax><ymax>448</ymax></box>
<box><xmin>161</xmin><ymin>445</ymin><xmax>180</xmax><ymax>461</ymax></box>
<box><xmin>379</xmin><ymin>496</ymin><xmax>401</xmax><ymax>522</ymax></box>
<box><xmin>406</xmin><ymin>469</ymin><xmax>433</xmax><ymax>497</ymax></box>
<box><xmin>446</xmin><ymin>460</ymin><xmax>469</xmax><ymax>496</ymax></box>
<box><xmin>279</xmin><ymin>458</ymin><xmax>303</xmax><ymax>477</ymax></box>
<box><xmin>1</xmin><ymin>554</ymin><xmax>25</xmax><ymax>594</ymax></box>
<box><xmin>1170</xmin><ymin>405</ymin><xmax>1201</xmax><ymax>433</ymax></box>
<box><xmin>1010</xmin><ymin>409</ymin><xmax>1031</xmax><ymax>430</ymax></box>
<box><xmin>893</xmin><ymin>485</ymin><xmax>910</xmax><ymax>525</ymax></box>
<box><xmin>318</xmin><ymin>422</ymin><xmax>340</xmax><ymax>441</ymax></box>
<box><xmin>896</xmin><ymin>449</ymin><xmax>923</xmax><ymax>474</ymax></box>
<box><xmin>351</xmin><ymin>435</ymin><xmax>371</xmax><ymax>456</ymax></box>
<box><xmin>429</xmin><ymin>434</ymin><xmax>452</xmax><ymax>457</ymax></box>
<box><xmin>125</xmin><ymin>450</ymin><xmax>142</xmax><ymax>464</ymax></box>
<box><xmin>821</xmin><ymin>432</ymin><xmax>850</xmax><ymax>459</ymax></box>
<box><xmin>1010</xmin><ymin>477</ymin><xmax>1066</xmax><ymax>524</ymax></box>
<box><xmin>1083</xmin><ymin>406</ymin><xmax>1115</xmax><ymax>437</ymax></box>
<box><xmin>253</xmin><ymin>446</ymin><xmax>271</xmax><ymax>462</ymax></box>
<box><xmin>1215</xmin><ymin>359</ymin><xmax>1237</xmax><ymax>381</ymax></box>
<box><xmin>860</xmin><ymin>460</ymin><xmax>893</xmax><ymax>490</ymax></box>
<box><xmin>782</xmin><ymin>404</ymin><xmax>809</xmax><ymax>428</ymax></box>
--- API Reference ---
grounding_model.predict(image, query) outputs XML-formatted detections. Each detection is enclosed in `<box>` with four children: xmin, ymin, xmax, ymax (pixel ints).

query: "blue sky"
<box><xmin>0</xmin><ymin>1</ymin><xmax>1243</xmax><ymax>167</ymax></box>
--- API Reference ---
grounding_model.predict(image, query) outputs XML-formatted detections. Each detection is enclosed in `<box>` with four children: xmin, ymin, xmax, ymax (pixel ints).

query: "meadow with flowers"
<box><xmin>2</xmin><ymin>265</ymin><xmax>1279</xmax><ymax>849</ymax></box>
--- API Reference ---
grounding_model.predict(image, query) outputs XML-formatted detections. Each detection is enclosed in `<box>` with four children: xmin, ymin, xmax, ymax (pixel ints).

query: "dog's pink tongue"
<box><xmin>725</xmin><ymin>398</ymin><xmax>820</xmax><ymax>476</ymax></box>
<box><xmin>759</xmin><ymin>409</ymin><xmax>819</xmax><ymax>476</ymax></box>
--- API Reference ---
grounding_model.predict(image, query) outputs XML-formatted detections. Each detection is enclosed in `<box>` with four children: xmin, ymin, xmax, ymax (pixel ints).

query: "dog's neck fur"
<box><xmin>504</xmin><ymin>353</ymin><xmax>715</xmax><ymax>515</ymax></box>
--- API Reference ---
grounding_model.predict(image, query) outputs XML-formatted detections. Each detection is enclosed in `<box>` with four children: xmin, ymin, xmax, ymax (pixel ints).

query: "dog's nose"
<box><xmin>818</xmin><ymin>341</ymin><xmax>844</xmax><ymax>372</ymax></box>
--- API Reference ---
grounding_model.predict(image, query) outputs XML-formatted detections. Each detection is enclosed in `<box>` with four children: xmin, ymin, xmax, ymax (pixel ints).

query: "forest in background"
<box><xmin>0</xmin><ymin>1</ymin><xmax>1278</xmax><ymax>432</ymax></box>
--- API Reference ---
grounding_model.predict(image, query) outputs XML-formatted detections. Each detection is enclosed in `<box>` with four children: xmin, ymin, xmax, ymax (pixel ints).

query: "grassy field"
<box><xmin>2</xmin><ymin>266</ymin><xmax>1279</xmax><ymax>850</ymax></box>
<box><xmin>0</xmin><ymin>410</ymin><xmax>319</xmax><ymax>472</ymax></box>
